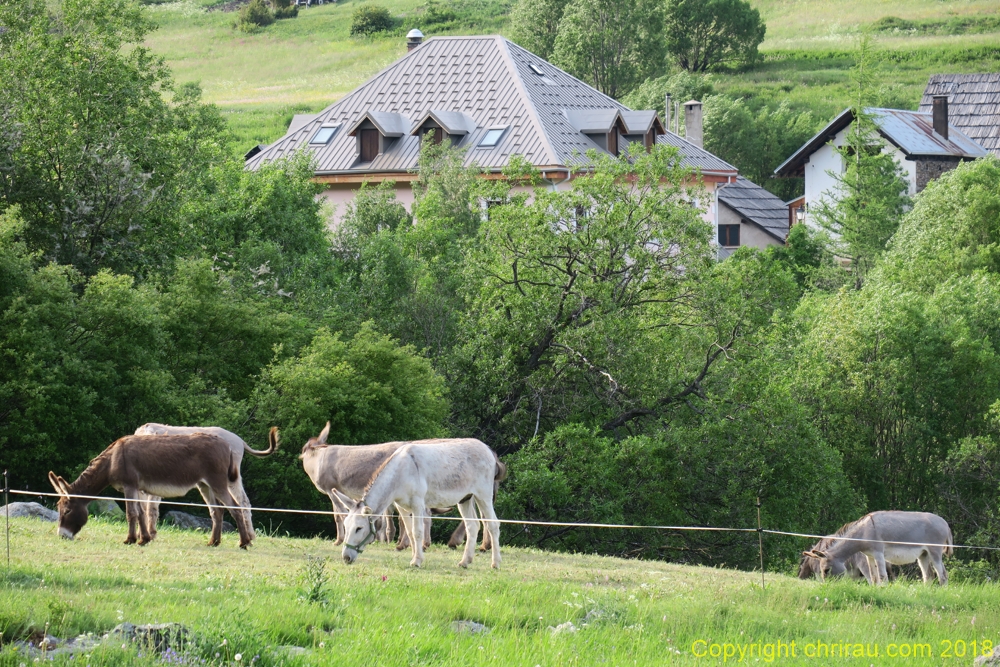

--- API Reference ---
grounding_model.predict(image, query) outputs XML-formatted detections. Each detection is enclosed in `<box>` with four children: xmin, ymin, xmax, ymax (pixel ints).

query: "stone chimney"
<box><xmin>683</xmin><ymin>100</ymin><xmax>703</xmax><ymax>148</ymax></box>
<box><xmin>406</xmin><ymin>29</ymin><xmax>424</xmax><ymax>51</ymax></box>
<box><xmin>932</xmin><ymin>95</ymin><xmax>949</xmax><ymax>140</ymax></box>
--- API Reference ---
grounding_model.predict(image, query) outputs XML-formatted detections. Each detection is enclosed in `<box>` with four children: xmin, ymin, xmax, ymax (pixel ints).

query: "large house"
<box><xmin>920</xmin><ymin>73</ymin><xmax>1000</xmax><ymax>156</ymax></box>
<box><xmin>245</xmin><ymin>33</ymin><xmax>768</xmax><ymax>246</ymax></box>
<box><xmin>774</xmin><ymin>104</ymin><xmax>987</xmax><ymax>226</ymax></box>
<box><xmin>715</xmin><ymin>177</ymin><xmax>791</xmax><ymax>259</ymax></box>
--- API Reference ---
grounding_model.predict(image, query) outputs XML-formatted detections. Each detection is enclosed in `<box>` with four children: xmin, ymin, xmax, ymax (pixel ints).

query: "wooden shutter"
<box><xmin>608</xmin><ymin>130</ymin><xmax>618</xmax><ymax>156</ymax></box>
<box><xmin>360</xmin><ymin>129</ymin><xmax>380</xmax><ymax>162</ymax></box>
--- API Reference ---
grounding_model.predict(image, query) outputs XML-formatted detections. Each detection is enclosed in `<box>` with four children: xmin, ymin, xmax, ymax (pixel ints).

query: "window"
<box><xmin>360</xmin><ymin>128</ymin><xmax>380</xmax><ymax>162</ymax></box>
<box><xmin>607</xmin><ymin>130</ymin><xmax>618</xmax><ymax>156</ymax></box>
<box><xmin>528</xmin><ymin>63</ymin><xmax>545</xmax><ymax>76</ymax></box>
<box><xmin>479</xmin><ymin>128</ymin><xmax>506</xmax><ymax>147</ymax></box>
<box><xmin>718</xmin><ymin>224</ymin><xmax>740</xmax><ymax>247</ymax></box>
<box><xmin>310</xmin><ymin>125</ymin><xmax>339</xmax><ymax>144</ymax></box>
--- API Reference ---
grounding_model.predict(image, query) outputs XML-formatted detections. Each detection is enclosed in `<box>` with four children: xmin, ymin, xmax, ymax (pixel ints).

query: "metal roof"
<box><xmin>288</xmin><ymin>114</ymin><xmax>317</xmax><ymax>135</ymax></box>
<box><xmin>717</xmin><ymin>177</ymin><xmax>789</xmax><ymax>242</ymax></box>
<box><xmin>563</xmin><ymin>109</ymin><xmax>622</xmax><ymax>134</ymax></box>
<box><xmin>620</xmin><ymin>110</ymin><xmax>661</xmax><ymax>135</ymax></box>
<box><xmin>411</xmin><ymin>109</ymin><xmax>478</xmax><ymax>135</ymax></box>
<box><xmin>246</xmin><ymin>35</ymin><xmax>734</xmax><ymax>177</ymax></box>
<box><xmin>655</xmin><ymin>131</ymin><xmax>738</xmax><ymax>175</ymax></box>
<box><xmin>920</xmin><ymin>74</ymin><xmax>1000</xmax><ymax>156</ymax></box>
<box><xmin>775</xmin><ymin>107</ymin><xmax>987</xmax><ymax>177</ymax></box>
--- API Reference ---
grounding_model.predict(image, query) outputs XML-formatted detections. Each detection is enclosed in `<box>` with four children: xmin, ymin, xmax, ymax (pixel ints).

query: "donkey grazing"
<box><xmin>48</xmin><ymin>432</ymin><xmax>256</xmax><ymax>548</ymax></box>
<box><xmin>134</xmin><ymin>423</ymin><xmax>277</xmax><ymax>541</ymax></box>
<box><xmin>799</xmin><ymin>537</ymin><xmax>881</xmax><ymax>583</ymax></box>
<box><xmin>299</xmin><ymin>422</ymin><xmax>493</xmax><ymax>550</ymax></box>
<box><xmin>803</xmin><ymin>511</ymin><xmax>952</xmax><ymax>585</ymax></box>
<box><xmin>341</xmin><ymin>439</ymin><xmax>505</xmax><ymax>569</ymax></box>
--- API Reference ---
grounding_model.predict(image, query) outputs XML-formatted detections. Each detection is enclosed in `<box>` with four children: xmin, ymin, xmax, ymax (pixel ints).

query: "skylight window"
<box><xmin>528</xmin><ymin>63</ymin><xmax>545</xmax><ymax>76</ymax></box>
<box><xmin>310</xmin><ymin>125</ymin><xmax>339</xmax><ymax>145</ymax></box>
<box><xmin>479</xmin><ymin>128</ymin><xmax>506</xmax><ymax>148</ymax></box>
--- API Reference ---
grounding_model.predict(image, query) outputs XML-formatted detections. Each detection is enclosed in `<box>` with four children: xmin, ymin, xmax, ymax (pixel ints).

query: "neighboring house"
<box><xmin>920</xmin><ymin>73</ymin><xmax>1000</xmax><ymax>156</ymax></box>
<box><xmin>774</xmin><ymin>105</ymin><xmax>987</xmax><ymax>226</ymax></box>
<box><xmin>715</xmin><ymin>177</ymin><xmax>790</xmax><ymax>259</ymax></box>
<box><xmin>245</xmin><ymin>33</ymin><xmax>740</xmax><ymax>228</ymax></box>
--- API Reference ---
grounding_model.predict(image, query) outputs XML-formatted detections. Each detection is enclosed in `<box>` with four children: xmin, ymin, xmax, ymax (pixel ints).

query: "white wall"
<box><xmin>802</xmin><ymin>126</ymin><xmax>916</xmax><ymax>228</ymax></box>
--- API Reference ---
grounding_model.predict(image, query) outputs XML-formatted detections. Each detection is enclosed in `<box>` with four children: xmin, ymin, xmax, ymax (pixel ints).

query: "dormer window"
<box><xmin>564</xmin><ymin>109</ymin><xmax>628</xmax><ymax>156</ymax></box>
<box><xmin>347</xmin><ymin>111</ymin><xmax>410</xmax><ymax>164</ymax></box>
<box><xmin>410</xmin><ymin>110</ymin><xmax>478</xmax><ymax>149</ymax></box>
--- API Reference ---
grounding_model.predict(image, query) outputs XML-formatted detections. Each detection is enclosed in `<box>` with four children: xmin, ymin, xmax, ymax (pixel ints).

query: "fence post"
<box><xmin>4</xmin><ymin>470</ymin><xmax>9</xmax><ymax>571</ymax></box>
<box><xmin>756</xmin><ymin>496</ymin><xmax>764</xmax><ymax>589</ymax></box>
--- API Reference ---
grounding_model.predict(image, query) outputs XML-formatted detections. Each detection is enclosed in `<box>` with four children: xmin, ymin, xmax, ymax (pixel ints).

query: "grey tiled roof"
<box><xmin>920</xmin><ymin>74</ymin><xmax>1000</xmax><ymax>155</ymax></box>
<box><xmin>717</xmin><ymin>177</ymin><xmax>789</xmax><ymax>242</ymax></box>
<box><xmin>246</xmin><ymin>35</ymin><xmax>734</xmax><ymax>176</ymax></box>
<box><xmin>775</xmin><ymin>107</ymin><xmax>987</xmax><ymax>177</ymax></box>
<box><xmin>655</xmin><ymin>132</ymin><xmax>738</xmax><ymax>174</ymax></box>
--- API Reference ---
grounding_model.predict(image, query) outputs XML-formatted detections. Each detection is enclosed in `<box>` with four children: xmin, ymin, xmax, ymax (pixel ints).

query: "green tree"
<box><xmin>813</xmin><ymin>35</ymin><xmax>910</xmax><ymax>285</ymax></box>
<box><xmin>702</xmin><ymin>97</ymin><xmax>817</xmax><ymax>201</ymax></box>
<box><xmin>551</xmin><ymin>0</ymin><xmax>665</xmax><ymax>99</ymax></box>
<box><xmin>0</xmin><ymin>0</ymin><xmax>226</xmax><ymax>277</ymax></box>
<box><xmin>621</xmin><ymin>71</ymin><xmax>715</xmax><ymax>125</ymax></box>
<box><xmin>663</xmin><ymin>0</ymin><xmax>766</xmax><ymax>72</ymax></box>
<box><xmin>508</xmin><ymin>0</ymin><xmax>571</xmax><ymax>59</ymax></box>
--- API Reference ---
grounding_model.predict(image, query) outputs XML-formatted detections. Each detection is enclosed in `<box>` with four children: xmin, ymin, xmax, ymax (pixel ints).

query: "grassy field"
<box><xmin>2</xmin><ymin>517</ymin><xmax>1000</xmax><ymax>666</ymax></box>
<box><xmin>141</xmin><ymin>0</ymin><xmax>1000</xmax><ymax>155</ymax></box>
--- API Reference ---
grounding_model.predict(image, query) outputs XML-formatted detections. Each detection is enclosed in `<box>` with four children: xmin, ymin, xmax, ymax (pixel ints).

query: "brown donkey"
<box><xmin>48</xmin><ymin>432</ymin><xmax>257</xmax><ymax>548</ymax></box>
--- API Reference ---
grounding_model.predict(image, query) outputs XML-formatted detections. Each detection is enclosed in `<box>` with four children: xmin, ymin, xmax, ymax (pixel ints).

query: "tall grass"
<box><xmin>2</xmin><ymin>518</ymin><xmax>999</xmax><ymax>665</ymax></box>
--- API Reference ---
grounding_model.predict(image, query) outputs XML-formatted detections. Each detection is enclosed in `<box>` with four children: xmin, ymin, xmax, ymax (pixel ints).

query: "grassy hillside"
<box><xmin>143</xmin><ymin>0</ymin><xmax>1000</xmax><ymax>155</ymax></box>
<box><xmin>2</xmin><ymin>517</ymin><xmax>1000</xmax><ymax>665</ymax></box>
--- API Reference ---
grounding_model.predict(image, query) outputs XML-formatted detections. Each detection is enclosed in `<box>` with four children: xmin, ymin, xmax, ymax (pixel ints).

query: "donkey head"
<box><xmin>802</xmin><ymin>549</ymin><xmax>842</xmax><ymax>580</ymax></box>
<box><xmin>299</xmin><ymin>421</ymin><xmax>331</xmax><ymax>459</ymax></box>
<box><xmin>341</xmin><ymin>502</ymin><xmax>377</xmax><ymax>565</ymax></box>
<box><xmin>48</xmin><ymin>471</ymin><xmax>88</xmax><ymax>540</ymax></box>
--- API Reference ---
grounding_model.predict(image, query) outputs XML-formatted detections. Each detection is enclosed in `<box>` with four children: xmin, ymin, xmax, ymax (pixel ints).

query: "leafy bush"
<box><xmin>350</xmin><ymin>4</ymin><xmax>393</xmax><ymax>35</ymax></box>
<box><xmin>272</xmin><ymin>0</ymin><xmax>298</xmax><ymax>20</ymax></box>
<box><xmin>235</xmin><ymin>0</ymin><xmax>274</xmax><ymax>32</ymax></box>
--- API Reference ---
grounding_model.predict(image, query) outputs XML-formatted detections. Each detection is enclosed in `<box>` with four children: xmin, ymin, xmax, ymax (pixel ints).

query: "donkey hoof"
<box><xmin>207</xmin><ymin>540</ymin><xmax>221</xmax><ymax>547</ymax></box>
<box><xmin>458</xmin><ymin>561</ymin><xmax>469</xmax><ymax>569</ymax></box>
<box><xmin>124</xmin><ymin>537</ymin><xmax>137</xmax><ymax>545</ymax></box>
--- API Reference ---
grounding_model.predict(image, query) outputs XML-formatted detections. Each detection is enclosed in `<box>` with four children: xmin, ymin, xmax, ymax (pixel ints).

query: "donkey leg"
<box><xmin>917</xmin><ymin>552</ymin><xmax>933</xmax><ymax>583</ymax></box>
<box><xmin>456</xmin><ymin>498</ymin><xmax>478</xmax><ymax>568</ymax></box>
<box><xmin>931</xmin><ymin>551</ymin><xmax>948</xmax><ymax>585</ymax></box>
<box><xmin>448</xmin><ymin>521</ymin><xmax>466</xmax><ymax>550</ymax></box>
<box><xmin>474</xmin><ymin>496</ymin><xmax>501</xmax><ymax>569</ymax></box>
<box><xmin>218</xmin><ymin>486</ymin><xmax>252</xmax><ymax>549</ymax></box>
<box><xmin>396</xmin><ymin>508</ymin><xmax>411</xmax><ymax>551</ymax></box>
<box><xmin>423</xmin><ymin>516</ymin><xmax>432</xmax><ymax>549</ymax></box>
<box><xmin>385</xmin><ymin>507</ymin><xmax>396</xmax><ymax>543</ymax></box>
<box><xmin>237</xmin><ymin>482</ymin><xmax>255</xmax><ymax>541</ymax></box>
<box><xmin>873</xmin><ymin>552</ymin><xmax>888</xmax><ymax>586</ymax></box>
<box><xmin>408</xmin><ymin>503</ymin><xmax>426</xmax><ymax>568</ymax></box>
<box><xmin>196</xmin><ymin>483</ymin><xmax>223</xmax><ymax>547</ymax></box>
<box><xmin>123</xmin><ymin>489</ymin><xmax>141</xmax><ymax>545</ymax></box>
<box><xmin>138</xmin><ymin>491</ymin><xmax>159</xmax><ymax>541</ymax></box>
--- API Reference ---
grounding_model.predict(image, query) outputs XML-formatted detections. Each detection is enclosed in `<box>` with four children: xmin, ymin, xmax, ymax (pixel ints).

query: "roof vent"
<box><xmin>407</xmin><ymin>29</ymin><xmax>424</xmax><ymax>51</ymax></box>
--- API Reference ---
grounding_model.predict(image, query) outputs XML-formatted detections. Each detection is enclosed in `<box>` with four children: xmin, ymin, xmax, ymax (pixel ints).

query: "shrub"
<box><xmin>272</xmin><ymin>0</ymin><xmax>298</xmax><ymax>19</ymax></box>
<box><xmin>350</xmin><ymin>4</ymin><xmax>393</xmax><ymax>35</ymax></box>
<box><xmin>235</xmin><ymin>0</ymin><xmax>274</xmax><ymax>32</ymax></box>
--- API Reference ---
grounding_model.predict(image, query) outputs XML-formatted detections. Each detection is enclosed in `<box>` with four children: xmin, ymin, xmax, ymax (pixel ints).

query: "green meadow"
<box><xmin>2</xmin><ymin>517</ymin><xmax>999</xmax><ymax>666</ymax></box>
<box><xmin>142</xmin><ymin>0</ymin><xmax>1000</xmax><ymax>154</ymax></box>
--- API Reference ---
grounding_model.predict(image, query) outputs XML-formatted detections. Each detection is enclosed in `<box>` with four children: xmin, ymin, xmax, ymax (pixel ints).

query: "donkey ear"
<box><xmin>802</xmin><ymin>551</ymin><xmax>816</xmax><ymax>558</ymax></box>
<box><xmin>268</xmin><ymin>426</ymin><xmax>280</xmax><ymax>451</ymax></box>
<box><xmin>811</xmin><ymin>550</ymin><xmax>828</xmax><ymax>559</ymax></box>
<box><xmin>317</xmin><ymin>421</ymin><xmax>331</xmax><ymax>445</ymax></box>
<box><xmin>48</xmin><ymin>471</ymin><xmax>68</xmax><ymax>496</ymax></box>
<box><xmin>360</xmin><ymin>505</ymin><xmax>373</xmax><ymax>516</ymax></box>
<box><xmin>329</xmin><ymin>488</ymin><xmax>352</xmax><ymax>510</ymax></box>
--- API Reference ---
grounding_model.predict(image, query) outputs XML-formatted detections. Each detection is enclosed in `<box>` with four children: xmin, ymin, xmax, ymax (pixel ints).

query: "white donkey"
<box><xmin>134</xmin><ymin>423</ymin><xmax>278</xmax><ymax>540</ymax></box>
<box><xmin>804</xmin><ymin>511</ymin><xmax>952</xmax><ymax>585</ymax></box>
<box><xmin>342</xmin><ymin>439</ymin><xmax>504</xmax><ymax>569</ymax></box>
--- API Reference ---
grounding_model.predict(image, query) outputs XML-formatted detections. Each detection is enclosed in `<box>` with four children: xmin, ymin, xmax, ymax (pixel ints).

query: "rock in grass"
<box><xmin>451</xmin><ymin>620</ymin><xmax>489</xmax><ymax>634</ymax></box>
<box><xmin>163</xmin><ymin>511</ymin><xmax>234</xmax><ymax>533</ymax></box>
<box><xmin>548</xmin><ymin>621</ymin><xmax>578</xmax><ymax>635</ymax></box>
<box><xmin>976</xmin><ymin>646</ymin><xmax>1000</xmax><ymax>666</ymax></box>
<box><xmin>111</xmin><ymin>623</ymin><xmax>189</xmax><ymax>652</ymax></box>
<box><xmin>89</xmin><ymin>499</ymin><xmax>125</xmax><ymax>519</ymax></box>
<box><xmin>0</xmin><ymin>502</ymin><xmax>58</xmax><ymax>522</ymax></box>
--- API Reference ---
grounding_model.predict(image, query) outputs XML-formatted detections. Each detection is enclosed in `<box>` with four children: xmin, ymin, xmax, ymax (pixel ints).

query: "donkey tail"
<box><xmin>946</xmin><ymin>525</ymin><xmax>954</xmax><ymax>557</ymax></box>
<box><xmin>243</xmin><ymin>427</ymin><xmax>280</xmax><ymax>457</ymax></box>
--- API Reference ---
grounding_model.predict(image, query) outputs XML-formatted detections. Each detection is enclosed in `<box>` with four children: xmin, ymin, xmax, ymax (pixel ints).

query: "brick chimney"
<box><xmin>683</xmin><ymin>100</ymin><xmax>703</xmax><ymax>148</ymax></box>
<box><xmin>932</xmin><ymin>94</ymin><xmax>949</xmax><ymax>140</ymax></box>
<box><xmin>406</xmin><ymin>29</ymin><xmax>424</xmax><ymax>51</ymax></box>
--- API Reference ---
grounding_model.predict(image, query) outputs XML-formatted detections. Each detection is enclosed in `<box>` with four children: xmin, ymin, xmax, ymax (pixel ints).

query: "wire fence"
<box><xmin>7</xmin><ymin>487</ymin><xmax>999</xmax><ymax>554</ymax></box>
